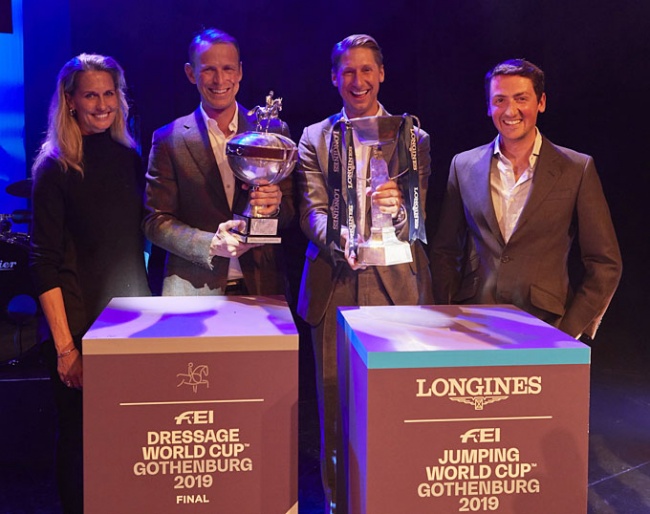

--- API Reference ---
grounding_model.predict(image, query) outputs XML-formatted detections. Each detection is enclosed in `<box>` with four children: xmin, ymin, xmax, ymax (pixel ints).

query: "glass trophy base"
<box><xmin>232</xmin><ymin>213</ymin><xmax>281</xmax><ymax>244</ymax></box>
<box><xmin>358</xmin><ymin>227</ymin><xmax>413</xmax><ymax>266</ymax></box>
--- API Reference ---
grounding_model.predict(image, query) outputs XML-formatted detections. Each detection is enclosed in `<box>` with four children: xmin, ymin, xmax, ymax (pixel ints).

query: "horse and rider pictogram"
<box><xmin>177</xmin><ymin>362</ymin><xmax>209</xmax><ymax>393</ymax></box>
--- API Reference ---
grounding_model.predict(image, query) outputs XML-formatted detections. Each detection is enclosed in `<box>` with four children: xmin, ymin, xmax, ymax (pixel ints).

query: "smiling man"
<box><xmin>432</xmin><ymin>58</ymin><xmax>622</xmax><ymax>340</ymax></box>
<box><xmin>296</xmin><ymin>34</ymin><xmax>432</xmax><ymax>514</ymax></box>
<box><xmin>143</xmin><ymin>28</ymin><xmax>294</xmax><ymax>296</ymax></box>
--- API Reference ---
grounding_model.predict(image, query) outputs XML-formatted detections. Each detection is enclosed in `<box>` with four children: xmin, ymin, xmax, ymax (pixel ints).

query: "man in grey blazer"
<box><xmin>432</xmin><ymin>59</ymin><xmax>622</xmax><ymax>340</ymax></box>
<box><xmin>296</xmin><ymin>34</ymin><xmax>433</xmax><ymax>513</ymax></box>
<box><xmin>143</xmin><ymin>28</ymin><xmax>294</xmax><ymax>296</ymax></box>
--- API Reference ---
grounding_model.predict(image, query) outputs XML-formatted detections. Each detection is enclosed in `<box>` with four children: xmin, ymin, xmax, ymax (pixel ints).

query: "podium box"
<box><xmin>337</xmin><ymin>304</ymin><xmax>590</xmax><ymax>514</ymax></box>
<box><xmin>83</xmin><ymin>296</ymin><xmax>298</xmax><ymax>514</ymax></box>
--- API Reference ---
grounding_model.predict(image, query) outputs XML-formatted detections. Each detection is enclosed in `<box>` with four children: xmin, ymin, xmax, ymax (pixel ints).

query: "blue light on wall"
<box><xmin>0</xmin><ymin>0</ymin><xmax>26</xmax><ymax>216</ymax></box>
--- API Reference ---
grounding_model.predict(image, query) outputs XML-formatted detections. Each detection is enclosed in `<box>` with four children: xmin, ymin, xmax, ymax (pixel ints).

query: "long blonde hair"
<box><xmin>32</xmin><ymin>53</ymin><xmax>136</xmax><ymax>175</ymax></box>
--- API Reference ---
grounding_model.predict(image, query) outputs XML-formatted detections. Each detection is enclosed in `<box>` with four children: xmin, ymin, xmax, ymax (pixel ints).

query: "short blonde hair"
<box><xmin>331</xmin><ymin>34</ymin><xmax>383</xmax><ymax>73</ymax></box>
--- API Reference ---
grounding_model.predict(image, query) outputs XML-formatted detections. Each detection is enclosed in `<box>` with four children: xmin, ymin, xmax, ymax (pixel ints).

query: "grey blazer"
<box><xmin>143</xmin><ymin>105</ymin><xmax>294</xmax><ymax>296</ymax></box>
<box><xmin>431</xmin><ymin>136</ymin><xmax>622</xmax><ymax>338</ymax></box>
<box><xmin>296</xmin><ymin>112</ymin><xmax>433</xmax><ymax>326</ymax></box>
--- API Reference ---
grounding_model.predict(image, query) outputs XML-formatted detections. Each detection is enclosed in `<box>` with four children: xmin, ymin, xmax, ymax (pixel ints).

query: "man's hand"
<box><xmin>210</xmin><ymin>220</ymin><xmax>261</xmax><ymax>258</ymax></box>
<box><xmin>370</xmin><ymin>180</ymin><xmax>403</xmax><ymax>218</ymax></box>
<box><xmin>245</xmin><ymin>182</ymin><xmax>282</xmax><ymax>217</ymax></box>
<box><xmin>341</xmin><ymin>226</ymin><xmax>367</xmax><ymax>271</ymax></box>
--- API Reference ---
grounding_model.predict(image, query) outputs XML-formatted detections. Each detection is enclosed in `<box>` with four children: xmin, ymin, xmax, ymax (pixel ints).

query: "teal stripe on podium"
<box><xmin>349</xmin><ymin>338</ymin><xmax>590</xmax><ymax>369</ymax></box>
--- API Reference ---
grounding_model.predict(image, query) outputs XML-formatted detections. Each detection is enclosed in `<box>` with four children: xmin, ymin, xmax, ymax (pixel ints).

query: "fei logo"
<box><xmin>174</xmin><ymin>410</ymin><xmax>214</xmax><ymax>425</ymax></box>
<box><xmin>460</xmin><ymin>427</ymin><xmax>501</xmax><ymax>444</ymax></box>
<box><xmin>176</xmin><ymin>362</ymin><xmax>209</xmax><ymax>393</ymax></box>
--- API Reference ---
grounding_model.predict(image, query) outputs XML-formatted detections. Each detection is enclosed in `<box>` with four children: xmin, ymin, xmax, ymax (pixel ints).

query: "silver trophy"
<box><xmin>226</xmin><ymin>92</ymin><xmax>297</xmax><ymax>244</ymax></box>
<box><xmin>349</xmin><ymin>115</ymin><xmax>413</xmax><ymax>266</ymax></box>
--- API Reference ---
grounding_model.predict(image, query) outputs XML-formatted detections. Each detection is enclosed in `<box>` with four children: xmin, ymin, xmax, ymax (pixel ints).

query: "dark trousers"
<box><xmin>42</xmin><ymin>340</ymin><xmax>84</xmax><ymax>514</ymax></box>
<box><xmin>311</xmin><ymin>267</ymin><xmax>392</xmax><ymax>514</ymax></box>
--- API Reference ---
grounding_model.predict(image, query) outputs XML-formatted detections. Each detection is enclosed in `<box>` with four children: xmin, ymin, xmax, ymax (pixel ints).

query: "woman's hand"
<box><xmin>57</xmin><ymin>344</ymin><xmax>82</xmax><ymax>389</ymax></box>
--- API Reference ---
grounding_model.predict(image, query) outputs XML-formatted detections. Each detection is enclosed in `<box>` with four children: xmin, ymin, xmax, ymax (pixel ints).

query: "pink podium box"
<box><xmin>337</xmin><ymin>304</ymin><xmax>590</xmax><ymax>514</ymax></box>
<box><xmin>83</xmin><ymin>295</ymin><xmax>298</xmax><ymax>514</ymax></box>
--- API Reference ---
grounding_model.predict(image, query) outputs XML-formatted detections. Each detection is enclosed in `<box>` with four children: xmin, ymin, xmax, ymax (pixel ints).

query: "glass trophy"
<box><xmin>349</xmin><ymin>115</ymin><xmax>413</xmax><ymax>266</ymax></box>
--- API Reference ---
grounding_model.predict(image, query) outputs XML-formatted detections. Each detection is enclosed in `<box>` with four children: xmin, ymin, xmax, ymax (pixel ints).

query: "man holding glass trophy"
<box><xmin>295</xmin><ymin>34</ymin><xmax>433</xmax><ymax>514</ymax></box>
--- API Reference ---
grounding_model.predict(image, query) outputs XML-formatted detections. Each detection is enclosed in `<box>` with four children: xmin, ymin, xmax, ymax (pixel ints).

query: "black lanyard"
<box><xmin>327</xmin><ymin>120</ymin><xmax>357</xmax><ymax>252</ymax></box>
<box><xmin>398</xmin><ymin>114</ymin><xmax>427</xmax><ymax>243</ymax></box>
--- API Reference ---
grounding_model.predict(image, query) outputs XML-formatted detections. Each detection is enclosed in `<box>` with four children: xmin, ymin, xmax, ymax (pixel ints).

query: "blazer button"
<box><xmin>500</xmin><ymin>255</ymin><xmax>511</xmax><ymax>263</ymax></box>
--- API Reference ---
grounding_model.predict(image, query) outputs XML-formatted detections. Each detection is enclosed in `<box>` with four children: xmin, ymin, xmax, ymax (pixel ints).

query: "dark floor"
<box><xmin>0</xmin><ymin>313</ymin><xmax>648</xmax><ymax>514</ymax></box>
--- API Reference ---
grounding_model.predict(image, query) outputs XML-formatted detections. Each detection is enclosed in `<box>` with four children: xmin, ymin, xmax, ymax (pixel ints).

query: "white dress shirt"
<box><xmin>200</xmin><ymin>103</ymin><xmax>243</xmax><ymax>281</ymax></box>
<box><xmin>491</xmin><ymin>129</ymin><xmax>543</xmax><ymax>242</ymax></box>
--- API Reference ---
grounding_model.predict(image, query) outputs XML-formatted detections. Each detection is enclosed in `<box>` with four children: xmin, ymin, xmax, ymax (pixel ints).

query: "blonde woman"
<box><xmin>29</xmin><ymin>53</ymin><xmax>150</xmax><ymax>513</ymax></box>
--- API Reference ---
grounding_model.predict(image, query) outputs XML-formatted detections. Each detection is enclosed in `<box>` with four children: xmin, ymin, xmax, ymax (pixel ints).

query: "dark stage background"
<box><xmin>19</xmin><ymin>0</ymin><xmax>650</xmax><ymax>368</ymax></box>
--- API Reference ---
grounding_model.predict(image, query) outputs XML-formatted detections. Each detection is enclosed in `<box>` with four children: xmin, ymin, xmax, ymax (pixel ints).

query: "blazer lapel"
<box><xmin>313</xmin><ymin>113</ymin><xmax>344</xmax><ymax>199</ymax></box>
<box><xmin>514</xmin><ymin>137</ymin><xmax>562</xmax><ymax>234</ymax></box>
<box><xmin>182</xmin><ymin>109</ymin><xmax>230</xmax><ymax>208</ymax></box>
<box><xmin>468</xmin><ymin>143</ymin><xmax>505</xmax><ymax>246</ymax></box>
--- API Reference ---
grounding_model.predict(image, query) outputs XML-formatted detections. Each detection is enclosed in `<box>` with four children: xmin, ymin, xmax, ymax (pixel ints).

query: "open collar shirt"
<box><xmin>491</xmin><ymin>128</ymin><xmax>543</xmax><ymax>242</ymax></box>
<box><xmin>200</xmin><ymin>103</ymin><xmax>243</xmax><ymax>280</ymax></box>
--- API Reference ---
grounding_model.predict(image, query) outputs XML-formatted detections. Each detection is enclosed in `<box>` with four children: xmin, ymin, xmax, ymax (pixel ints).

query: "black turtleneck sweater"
<box><xmin>30</xmin><ymin>131</ymin><xmax>151</xmax><ymax>340</ymax></box>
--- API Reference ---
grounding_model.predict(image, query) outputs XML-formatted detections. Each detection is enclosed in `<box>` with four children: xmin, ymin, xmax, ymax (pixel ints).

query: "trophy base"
<box><xmin>232</xmin><ymin>213</ymin><xmax>281</xmax><ymax>244</ymax></box>
<box><xmin>358</xmin><ymin>227</ymin><xmax>413</xmax><ymax>266</ymax></box>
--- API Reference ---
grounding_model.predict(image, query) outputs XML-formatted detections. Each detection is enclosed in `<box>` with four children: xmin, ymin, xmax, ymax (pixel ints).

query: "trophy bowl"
<box><xmin>225</xmin><ymin>131</ymin><xmax>297</xmax><ymax>243</ymax></box>
<box><xmin>227</xmin><ymin>132</ymin><xmax>297</xmax><ymax>186</ymax></box>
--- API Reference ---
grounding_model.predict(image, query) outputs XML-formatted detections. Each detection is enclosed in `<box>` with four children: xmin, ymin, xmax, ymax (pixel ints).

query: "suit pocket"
<box><xmin>530</xmin><ymin>284</ymin><xmax>566</xmax><ymax>316</ymax></box>
<box><xmin>545</xmin><ymin>189</ymin><xmax>574</xmax><ymax>201</ymax></box>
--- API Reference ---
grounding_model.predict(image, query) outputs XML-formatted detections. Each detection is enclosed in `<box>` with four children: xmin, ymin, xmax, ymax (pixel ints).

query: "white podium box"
<box><xmin>83</xmin><ymin>295</ymin><xmax>298</xmax><ymax>513</ymax></box>
<box><xmin>337</xmin><ymin>304</ymin><xmax>590</xmax><ymax>514</ymax></box>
